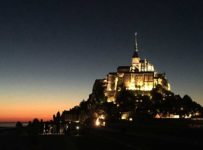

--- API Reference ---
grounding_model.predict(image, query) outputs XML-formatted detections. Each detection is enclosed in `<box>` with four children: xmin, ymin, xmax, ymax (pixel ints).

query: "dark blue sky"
<box><xmin>0</xmin><ymin>0</ymin><xmax>203</xmax><ymax>121</ymax></box>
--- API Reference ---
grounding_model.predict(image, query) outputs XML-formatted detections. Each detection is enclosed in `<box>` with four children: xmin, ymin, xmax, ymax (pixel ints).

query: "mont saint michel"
<box><xmin>62</xmin><ymin>34</ymin><xmax>202</xmax><ymax>124</ymax></box>
<box><xmin>1</xmin><ymin>1</ymin><xmax>203</xmax><ymax>149</ymax></box>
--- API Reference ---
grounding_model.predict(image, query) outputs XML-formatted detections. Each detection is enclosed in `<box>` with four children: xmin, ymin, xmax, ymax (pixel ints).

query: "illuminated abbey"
<box><xmin>101</xmin><ymin>33</ymin><xmax>171</xmax><ymax>102</ymax></box>
<box><xmin>61</xmin><ymin>33</ymin><xmax>202</xmax><ymax>126</ymax></box>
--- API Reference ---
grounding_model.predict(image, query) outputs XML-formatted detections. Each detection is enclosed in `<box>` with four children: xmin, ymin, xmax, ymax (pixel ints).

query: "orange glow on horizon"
<box><xmin>0</xmin><ymin>98</ymin><xmax>79</xmax><ymax>122</ymax></box>
<box><xmin>0</xmin><ymin>105</ymin><xmax>77</xmax><ymax>122</ymax></box>
<box><xmin>0</xmin><ymin>78</ymin><xmax>90</xmax><ymax>122</ymax></box>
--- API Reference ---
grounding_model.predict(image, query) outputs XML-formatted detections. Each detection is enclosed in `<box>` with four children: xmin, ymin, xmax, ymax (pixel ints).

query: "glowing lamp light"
<box><xmin>76</xmin><ymin>126</ymin><xmax>80</xmax><ymax>130</ymax></box>
<box><xmin>100</xmin><ymin>115</ymin><xmax>105</xmax><ymax>119</ymax></box>
<box><xmin>95</xmin><ymin>115</ymin><xmax>106</xmax><ymax>127</ymax></box>
<box><xmin>121</xmin><ymin>114</ymin><xmax>128</xmax><ymax>120</ymax></box>
<box><xmin>103</xmin><ymin>121</ymin><xmax>106</xmax><ymax>126</ymax></box>
<box><xmin>95</xmin><ymin>118</ymin><xmax>100</xmax><ymax>126</ymax></box>
<box><xmin>195</xmin><ymin>112</ymin><xmax>200</xmax><ymax>116</ymax></box>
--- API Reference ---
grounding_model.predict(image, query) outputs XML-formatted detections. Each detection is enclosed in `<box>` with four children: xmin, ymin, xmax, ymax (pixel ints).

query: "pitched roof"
<box><xmin>117</xmin><ymin>66</ymin><xmax>130</xmax><ymax>73</ymax></box>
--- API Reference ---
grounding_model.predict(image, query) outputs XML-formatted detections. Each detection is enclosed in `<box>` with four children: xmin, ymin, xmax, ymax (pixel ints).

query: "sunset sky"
<box><xmin>0</xmin><ymin>0</ymin><xmax>203</xmax><ymax>122</ymax></box>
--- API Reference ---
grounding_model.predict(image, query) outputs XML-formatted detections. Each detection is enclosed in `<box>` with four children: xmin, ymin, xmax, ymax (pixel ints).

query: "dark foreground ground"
<box><xmin>0</xmin><ymin>126</ymin><xmax>203</xmax><ymax>150</ymax></box>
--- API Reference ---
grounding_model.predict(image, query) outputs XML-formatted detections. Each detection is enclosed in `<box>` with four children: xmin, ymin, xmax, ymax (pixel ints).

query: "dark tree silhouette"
<box><xmin>16</xmin><ymin>121</ymin><xmax>23</xmax><ymax>135</ymax></box>
<box><xmin>26</xmin><ymin>118</ymin><xmax>42</xmax><ymax>135</ymax></box>
<box><xmin>116</xmin><ymin>89</ymin><xmax>135</xmax><ymax>112</ymax></box>
<box><xmin>92</xmin><ymin>79</ymin><xmax>107</xmax><ymax>104</ymax></box>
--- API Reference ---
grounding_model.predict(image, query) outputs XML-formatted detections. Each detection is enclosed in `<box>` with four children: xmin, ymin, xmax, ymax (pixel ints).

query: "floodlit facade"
<box><xmin>101</xmin><ymin>34</ymin><xmax>171</xmax><ymax>102</ymax></box>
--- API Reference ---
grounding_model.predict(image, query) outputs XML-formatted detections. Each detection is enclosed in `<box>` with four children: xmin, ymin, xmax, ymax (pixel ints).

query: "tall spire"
<box><xmin>134</xmin><ymin>32</ymin><xmax>138</xmax><ymax>52</ymax></box>
<box><xmin>132</xmin><ymin>32</ymin><xmax>139</xmax><ymax>58</ymax></box>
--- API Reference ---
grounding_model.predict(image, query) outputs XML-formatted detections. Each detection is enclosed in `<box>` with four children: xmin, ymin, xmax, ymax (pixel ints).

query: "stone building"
<box><xmin>100</xmin><ymin>34</ymin><xmax>170</xmax><ymax>102</ymax></box>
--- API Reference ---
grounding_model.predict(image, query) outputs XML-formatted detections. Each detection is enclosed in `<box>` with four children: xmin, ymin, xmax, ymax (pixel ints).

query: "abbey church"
<box><xmin>62</xmin><ymin>34</ymin><xmax>202</xmax><ymax>124</ymax></box>
<box><xmin>99</xmin><ymin>34</ymin><xmax>171</xmax><ymax>102</ymax></box>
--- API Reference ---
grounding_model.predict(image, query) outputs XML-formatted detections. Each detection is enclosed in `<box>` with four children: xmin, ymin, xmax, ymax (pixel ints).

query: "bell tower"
<box><xmin>131</xmin><ymin>32</ymin><xmax>140</xmax><ymax>71</ymax></box>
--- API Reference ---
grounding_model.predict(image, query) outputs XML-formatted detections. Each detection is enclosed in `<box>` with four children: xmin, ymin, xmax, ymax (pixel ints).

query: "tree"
<box><xmin>26</xmin><ymin>118</ymin><xmax>42</xmax><ymax>135</ymax></box>
<box><xmin>16</xmin><ymin>121</ymin><xmax>23</xmax><ymax>135</ymax></box>
<box><xmin>92</xmin><ymin>80</ymin><xmax>107</xmax><ymax>104</ymax></box>
<box><xmin>116</xmin><ymin>89</ymin><xmax>135</xmax><ymax>112</ymax></box>
<box><xmin>54</xmin><ymin>111</ymin><xmax>61</xmax><ymax>133</ymax></box>
<box><xmin>101</xmin><ymin>102</ymin><xmax>120</xmax><ymax>122</ymax></box>
<box><xmin>134</xmin><ymin>95</ymin><xmax>155</xmax><ymax>119</ymax></box>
